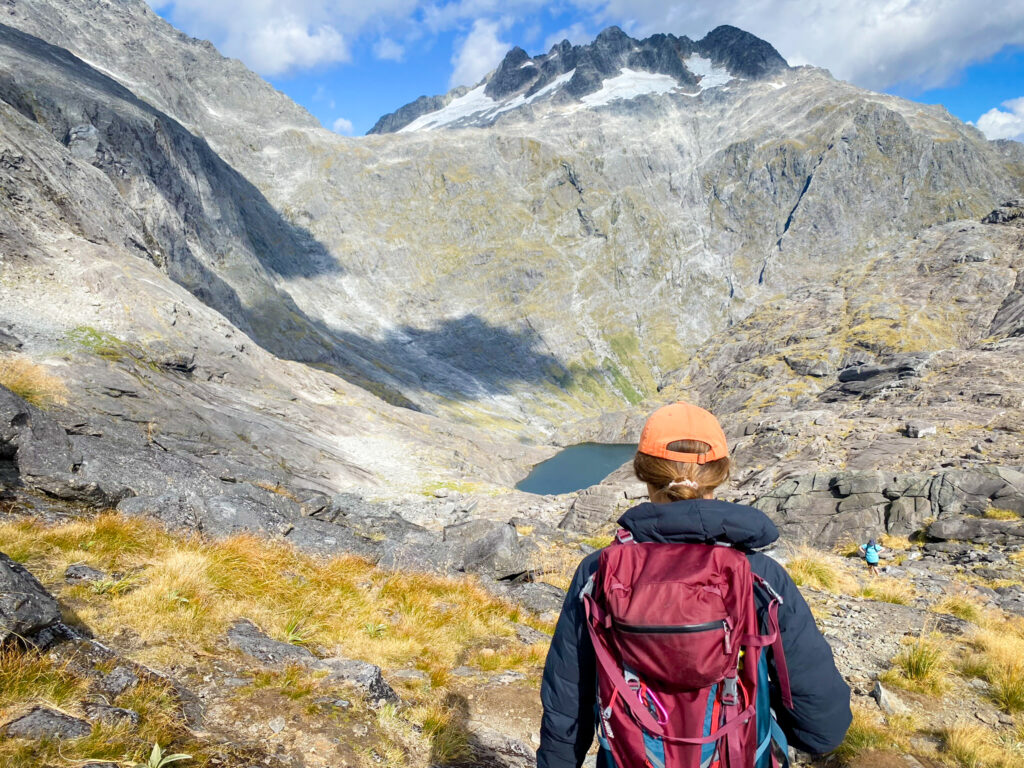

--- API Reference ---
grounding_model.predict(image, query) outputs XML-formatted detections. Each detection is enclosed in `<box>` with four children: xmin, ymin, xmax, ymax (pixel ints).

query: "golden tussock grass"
<box><xmin>523</xmin><ymin>532</ymin><xmax>592</xmax><ymax>591</ymax></box>
<box><xmin>858</xmin><ymin>578</ymin><xmax>916</xmax><ymax>605</ymax></box>
<box><xmin>0</xmin><ymin>648</ymin><xmax>86</xmax><ymax>711</ymax></box>
<box><xmin>0</xmin><ymin>513</ymin><xmax>553</xmax><ymax>766</ymax></box>
<box><xmin>0</xmin><ymin>646</ymin><xmax>192</xmax><ymax>768</ymax></box>
<box><xmin>933</xmin><ymin>594</ymin><xmax>988</xmax><ymax>625</ymax></box>
<box><xmin>784</xmin><ymin>546</ymin><xmax>857</xmax><ymax>594</ymax></box>
<box><xmin>830</xmin><ymin>705</ymin><xmax>915</xmax><ymax>764</ymax></box>
<box><xmin>882</xmin><ymin>633</ymin><xmax>950</xmax><ymax>695</ymax></box>
<box><xmin>0</xmin><ymin>356</ymin><xmax>67</xmax><ymax>408</ymax></box>
<box><xmin>984</xmin><ymin>507</ymin><xmax>1020</xmax><ymax>521</ymax></box>
<box><xmin>941</xmin><ymin>722</ymin><xmax>1024</xmax><ymax>768</ymax></box>
<box><xmin>962</xmin><ymin>630</ymin><xmax>1024</xmax><ymax>713</ymax></box>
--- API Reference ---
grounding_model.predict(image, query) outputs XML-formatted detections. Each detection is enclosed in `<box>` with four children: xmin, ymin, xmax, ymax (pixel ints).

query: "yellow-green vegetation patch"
<box><xmin>420</xmin><ymin>479</ymin><xmax>490</xmax><ymax>497</ymax></box>
<box><xmin>0</xmin><ymin>648</ymin><xmax>86</xmax><ymax>710</ymax></box>
<box><xmin>65</xmin><ymin>325</ymin><xmax>136</xmax><ymax>362</ymax></box>
<box><xmin>858</xmin><ymin>579</ymin><xmax>916</xmax><ymax>606</ymax></box>
<box><xmin>985</xmin><ymin>507</ymin><xmax>1020</xmax><ymax>521</ymax></box>
<box><xmin>0</xmin><ymin>515</ymin><xmax>553</xmax><ymax>667</ymax></box>
<box><xmin>964</xmin><ymin>629</ymin><xmax>1024</xmax><ymax>713</ymax></box>
<box><xmin>933</xmin><ymin>595</ymin><xmax>986</xmax><ymax>625</ymax></box>
<box><xmin>0</xmin><ymin>355</ymin><xmax>67</xmax><ymax>408</ymax></box>
<box><xmin>0</xmin><ymin>649</ymin><xmax>203</xmax><ymax>768</ymax></box>
<box><xmin>600</xmin><ymin>357</ymin><xmax>644</xmax><ymax>405</ymax></box>
<box><xmin>882</xmin><ymin>634</ymin><xmax>949</xmax><ymax>695</ymax></box>
<box><xmin>0</xmin><ymin>513</ymin><xmax>551</xmax><ymax>765</ymax></box>
<box><xmin>941</xmin><ymin>722</ymin><xmax>1024</xmax><ymax>768</ymax></box>
<box><xmin>831</xmin><ymin>706</ymin><xmax>914</xmax><ymax>764</ymax></box>
<box><xmin>783</xmin><ymin>547</ymin><xmax>852</xmax><ymax>593</ymax></box>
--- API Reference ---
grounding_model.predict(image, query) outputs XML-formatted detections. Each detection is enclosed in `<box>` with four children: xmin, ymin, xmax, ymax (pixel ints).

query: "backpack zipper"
<box><xmin>614</xmin><ymin>618</ymin><xmax>733</xmax><ymax>653</ymax></box>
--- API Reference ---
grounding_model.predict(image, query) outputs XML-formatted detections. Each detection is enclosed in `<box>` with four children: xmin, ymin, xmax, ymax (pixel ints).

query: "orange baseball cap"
<box><xmin>637</xmin><ymin>402</ymin><xmax>729</xmax><ymax>464</ymax></box>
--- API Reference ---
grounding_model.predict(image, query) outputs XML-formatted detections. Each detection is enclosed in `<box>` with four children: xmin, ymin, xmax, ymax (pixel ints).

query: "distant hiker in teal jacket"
<box><xmin>860</xmin><ymin>539</ymin><xmax>884</xmax><ymax>576</ymax></box>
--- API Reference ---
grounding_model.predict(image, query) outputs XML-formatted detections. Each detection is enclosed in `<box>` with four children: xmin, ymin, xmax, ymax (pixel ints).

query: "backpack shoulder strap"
<box><xmin>751</xmin><ymin>574</ymin><xmax>794</xmax><ymax>711</ymax></box>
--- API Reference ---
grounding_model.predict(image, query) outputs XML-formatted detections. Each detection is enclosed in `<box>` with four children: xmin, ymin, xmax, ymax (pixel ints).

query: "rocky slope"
<box><xmin>2</xmin><ymin>0</ymin><xmax>1020</xmax><ymax>446</ymax></box>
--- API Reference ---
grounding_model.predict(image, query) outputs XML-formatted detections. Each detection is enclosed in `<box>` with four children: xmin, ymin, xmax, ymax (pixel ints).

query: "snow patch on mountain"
<box><xmin>400</xmin><ymin>70</ymin><xmax>579</xmax><ymax>131</ymax></box>
<box><xmin>399</xmin><ymin>85</ymin><xmax>495</xmax><ymax>132</ymax></box>
<box><xmin>580</xmin><ymin>69</ymin><xmax>680</xmax><ymax>107</ymax></box>
<box><xmin>684</xmin><ymin>55</ymin><xmax>733</xmax><ymax>89</ymax></box>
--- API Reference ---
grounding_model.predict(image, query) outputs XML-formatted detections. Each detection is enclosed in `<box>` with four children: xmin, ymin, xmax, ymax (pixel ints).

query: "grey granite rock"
<box><xmin>320</xmin><ymin>658</ymin><xmax>398</xmax><ymax>704</ymax></box>
<box><xmin>97</xmin><ymin>666</ymin><xmax>139</xmax><ymax>697</ymax></box>
<box><xmin>226</xmin><ymin>619</ymin><xmax>315</xmax><ymax>665</ymax></box>
<box><xmin>82</xmin><ymin>702</ymin><xmax>140</xmax><ymax>726</ymax></box>
<box><xmin>0</xmin><ymin>551</ymin><xmax>61</xmax><ymax>644</ymax></box>
<box><xmin>64</xmin><ymin>563</ymin><xmax>108</xmax><ymax>584</ymax></box>
<box><xmin>1</xmin><ymin>706</ymin><xmax>91</xmax><ymax>739</ymax></box>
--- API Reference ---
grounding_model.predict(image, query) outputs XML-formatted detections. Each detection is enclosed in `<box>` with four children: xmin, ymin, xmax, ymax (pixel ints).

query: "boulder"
<box><xmin>0</xmin><ymin>386</ymin><xmax>78</xmax><ymax>491</ymax></box>
<box><xmin>886</xmin><ymin>496</ymin><xmax>931</xmax><ymax>536</ymax></box>
<box><xmin>282</xmin><ymin>516</ymin><xmax>381</xmax><ymax>560</ymax></box>
<box><xmin>320</xmin><ymin>658</ymin><xmax>398</xmax><ymax>704</ymax></box>
<box><xmin>378</xmin><ymin>529</ymin><xmax>459</xmax><ymax>574</ymax></box>
<box><xmin>64</xmin><ymin>564</ymin><xmax>108</xmax><ymax>584</ymax></box>
<box><xmin>0</xmin><ymin>326</ymin><xmax>22</xmax><ymax>351</ymax></box>
<box><xmin>0</xmin><ymin>551</ymin><xmax>61</xmax><ymax>644</ymax></box>
<box><xmin>559</xmin><ymin>485</ymin><xmax>623</xmax><ymax>532</ymax></box>
<box><xmin>870</xmin><ymin>680</ymin><xmax>907</xmax><ymax>714</ymax></box>
<box><xmin>82</xmin><ymin>702</ymin><xmax>140</xmax><ymax>726</ymax></box>
<box><xmin>97</xmin><ymin>666</ymin><xmax>139</xmax><ymax>697</ymax></box>
<box><xmin>905</xmin><ymin>421</ymin><xmax>936</xmax><ymax>438</ymax></box>
<box><xmin>445</xmin><ymin>520</ymin><xmax>528</xmax><ymax>579</ymax></box>
<box><xmin>928</xmin><ymin>516</ymin><xmax>1024</xmax><ymax>542</ymax></box>
<box><xmin>1</xmin><ymin>706</ymin><xmax>91</xmax><ymax>739</ymax></box>
<box><xmin>226</xmin><ymin>619</ymin><xmax>315</xmax><ymax>665</ymax></box>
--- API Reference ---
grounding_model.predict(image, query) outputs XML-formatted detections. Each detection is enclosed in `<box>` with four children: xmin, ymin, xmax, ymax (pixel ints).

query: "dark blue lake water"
<box><xmin>515</xmin><ymin>443</ymin><xmax>637</xmax><ymax>495</ymax></box>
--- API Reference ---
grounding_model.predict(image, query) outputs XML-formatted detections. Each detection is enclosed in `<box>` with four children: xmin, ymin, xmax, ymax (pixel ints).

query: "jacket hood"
<box><xmin>617</xmin><ymin>499</ymin><xmax>779</xmax><ymax>550</ymax></box>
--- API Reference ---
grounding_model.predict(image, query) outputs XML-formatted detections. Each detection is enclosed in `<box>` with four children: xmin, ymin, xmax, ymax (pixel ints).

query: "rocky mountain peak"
<box><xmin>369</xmin><ymin>24</ymin><xmax>789</xmax><ymax>133</ymax></box>
<box><xmin>699</xmin><ymin>25</ymin><xmax>789</xmax><ymax>78</ymax></box>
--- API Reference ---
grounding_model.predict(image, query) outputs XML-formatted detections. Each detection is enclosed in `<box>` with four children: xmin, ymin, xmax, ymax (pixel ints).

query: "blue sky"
<box><xmin>148</xmin><ymin>1</ymin><xmax>1024</xmax><ymax>139</ymax></box>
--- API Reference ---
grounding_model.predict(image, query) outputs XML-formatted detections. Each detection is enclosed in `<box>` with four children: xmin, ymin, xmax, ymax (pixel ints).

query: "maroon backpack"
<box><xmin>581</xmin><ymin>530</ymin><xmax>793</xmax><ymax>768</ymax></box>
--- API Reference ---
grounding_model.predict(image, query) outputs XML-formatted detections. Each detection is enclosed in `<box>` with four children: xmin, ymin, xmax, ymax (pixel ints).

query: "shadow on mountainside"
<box><xmin>246</xmin><ymin>299</ymin><xmax>609</xmax><ymax>407</ymax></box>
<box><xmin>0</xmin><ymin>23</ymin><xmax>613</xmax><ymax>411</ymax></box>
<box><xmin>0</xmin><ymin>22</ymin><xmax>338</xmax><ymax>283</ymax></box>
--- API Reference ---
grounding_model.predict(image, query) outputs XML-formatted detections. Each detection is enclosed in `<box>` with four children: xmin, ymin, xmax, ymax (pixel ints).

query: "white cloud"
<box><xmin>154</xmin><ymin>0</ymin><xmax>420</xmax><ymax>76</ymax></box>
<box><xmin>151</xmin><ymin>0</ymin><xmax>1024</xmax><ymax>94</ymax></box>
<box><xmin>374</xmin><ymin>37</ymin><xmax>406</xmax><ymax>61</ymax></box>
<box><xmin>976</xmin><ymin>97</ymin><xmax>1024</xmax><ymax>142</ymax></box>
<box><xmin>332</xmin><ymin>116</ymin><xmax>355</xmax><ymax>134</ymax></box>
<box><xmin>544</xmin><ymin>22</ymin><xmax>591</xmax><ymax>51</ymax></box>
<box><xmin>575</xmin><ymin>0</ymin><xmax>1024</xmax><ymax>91</ymax></box>
<box><xmin>449</xmin><ymin>18</ymin><xmax>509</xmax><ymax>88</ymax></box>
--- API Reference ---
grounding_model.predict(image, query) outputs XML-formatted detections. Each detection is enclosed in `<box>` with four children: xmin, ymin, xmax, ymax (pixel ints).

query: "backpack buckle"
<box><xmin>616</xmin><ymin>529</ymin><xmax>635</xmax><ymax>544</ymax></box>
<box><xmin>754</xmin><ymin>575</ymin><xmax>784</xmax><ymax>605</ymax></box>
<box><xmin>722</xmin><ymin>675</ymin><xmax>738</xmax><ymax>705</ymax></box>
<box><xmin>580</xmin><ymin>575</ymin><xmax>595</xmax><ymax>602</ymax></box>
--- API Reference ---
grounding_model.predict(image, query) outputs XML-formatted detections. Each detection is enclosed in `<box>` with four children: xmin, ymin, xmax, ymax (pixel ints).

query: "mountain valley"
<box><xmin>1</xmin><ymin>1</ymin><xmax>1024</xmax><ymax>766</ymax></box>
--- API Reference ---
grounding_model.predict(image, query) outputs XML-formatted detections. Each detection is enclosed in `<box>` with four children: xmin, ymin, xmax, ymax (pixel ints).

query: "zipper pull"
<box><xmin>723</xmin><ymin>618</ymin><xmax>732</xmax><ymax>655</ymax></box>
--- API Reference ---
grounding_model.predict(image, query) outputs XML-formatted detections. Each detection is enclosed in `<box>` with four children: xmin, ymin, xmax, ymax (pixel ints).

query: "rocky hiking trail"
<box><xmin>8</xmin><ymin>461</ymin><xmax>1024</xmax><ymax>768</ymax></box>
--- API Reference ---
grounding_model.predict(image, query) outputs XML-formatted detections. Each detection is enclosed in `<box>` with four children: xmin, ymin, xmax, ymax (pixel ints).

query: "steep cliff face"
<box><xmin>1</xmin><ymin>0</ymin><xmax>1021</xmax><ymax>457</ymax></box>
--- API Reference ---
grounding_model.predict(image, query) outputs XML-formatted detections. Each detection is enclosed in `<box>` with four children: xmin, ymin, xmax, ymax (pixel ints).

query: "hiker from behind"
<box><xmin>537</xmin><ymin>402</ymin><xmax>852</xmax><ymax>768</ymax></box>
<box><xmin>860</xmin><ymin>539</ymin><xmax>884</xmax><ymax>576</ymax></box>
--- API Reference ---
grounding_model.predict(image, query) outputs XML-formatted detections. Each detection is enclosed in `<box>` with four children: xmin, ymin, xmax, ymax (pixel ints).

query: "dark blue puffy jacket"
<box><xmin>537</xmin><ymin>499</ymin><xmax>852</xmax><ymax>768</ymax></box>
